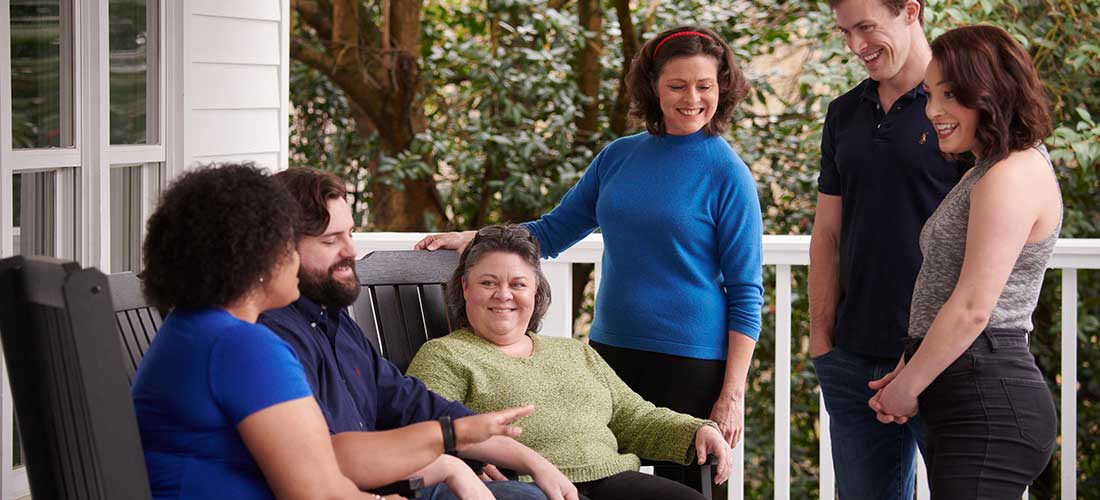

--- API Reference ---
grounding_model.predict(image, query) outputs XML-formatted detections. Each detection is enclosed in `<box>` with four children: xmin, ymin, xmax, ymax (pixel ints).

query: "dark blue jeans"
<box><xmin>421</xmin><ymin>480</ymin><xmax>547</xmax><ymax>500</ymax></box>
<box><xmin>813</xmin><ymin>346</ymin><xmax>928</xmax><ymax>500</ymax></box>
<box><xmin>906</xmin><ymin>329</ymin><xmax>1056</xmax><ymax>499</ymax></box>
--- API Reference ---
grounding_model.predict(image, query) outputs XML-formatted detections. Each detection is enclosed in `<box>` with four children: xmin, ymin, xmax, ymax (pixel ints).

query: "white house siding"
<box><xmin>182</xmin><ymin>0</ymin><xmax>289</xmax><ymax>172</ymax></box>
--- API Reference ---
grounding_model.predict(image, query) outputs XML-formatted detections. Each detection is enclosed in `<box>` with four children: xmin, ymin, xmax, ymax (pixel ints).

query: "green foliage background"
<box><xmin>290</xmin><ymin>0</ymin><xmax>1100</xmax><ymax>497</ymax></box>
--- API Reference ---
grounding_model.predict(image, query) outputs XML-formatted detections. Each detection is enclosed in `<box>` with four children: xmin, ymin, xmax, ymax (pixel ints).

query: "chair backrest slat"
<box><xmin>352</xmin><ymin>251</ymin><xmax>459</xmax><ymax>373</ymax></box>
<box><xmin>115</xmin><ymin>310</ymin><xmax>142</xmax><ymax>381</ymax></box>
<box><xmin>0</xmin><ymin>256</ymin><xmax>152</xmax><ymax>500</ymax></box>
<box><xmin>107</xmin><ymin>272</ymin><xmax>163</xmax><ymax>385</ymax></box>
<box><xmin>419</xmin><ymin>283</ymin><xmax>450</xmax><ymax>340</ymax></box>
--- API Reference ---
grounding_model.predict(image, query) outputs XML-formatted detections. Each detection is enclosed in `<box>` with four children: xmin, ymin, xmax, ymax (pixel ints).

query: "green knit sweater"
<box><xmin>406</xmin><ymin>329</ymin><xmax>706</xmax><ymax>482</ymax></box>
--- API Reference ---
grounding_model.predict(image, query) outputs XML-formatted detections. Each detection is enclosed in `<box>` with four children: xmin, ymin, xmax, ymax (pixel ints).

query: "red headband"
<box><xmin>652</xmin><ymin>31</ymin><xmax>713</xmax><ymax>60</ymax></box>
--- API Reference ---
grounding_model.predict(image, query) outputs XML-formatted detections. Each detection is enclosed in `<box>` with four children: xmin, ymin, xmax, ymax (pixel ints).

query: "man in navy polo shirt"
<box><xmin>260</xmin><ymin>168</ymin><xmax>577</xmax><ymax>500</ymax></box>
<box><xmin>808</xmin><ymin>0</ymin><xmax>962</xmax><ymax>498</ymax></box>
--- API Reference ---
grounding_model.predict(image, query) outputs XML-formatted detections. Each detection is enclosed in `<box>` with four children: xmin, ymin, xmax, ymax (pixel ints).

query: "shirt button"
<box><xmin>310</xmin><ymin>322</ymin><xmax>317</xmax><ymax>328</ymax></box>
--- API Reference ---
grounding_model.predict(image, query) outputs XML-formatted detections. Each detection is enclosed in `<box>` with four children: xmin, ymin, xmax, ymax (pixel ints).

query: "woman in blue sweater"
<box><xmin>417</xmin><ymin>25</ymin><xmax>764</xmax><ymax>493</ymax></box>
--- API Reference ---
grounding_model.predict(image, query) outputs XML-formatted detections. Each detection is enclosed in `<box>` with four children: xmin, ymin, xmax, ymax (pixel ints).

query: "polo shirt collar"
<box><xmin>859</xmin><ymin>78</ymin><xmax>927</xmax><ymax>106</ymax></box>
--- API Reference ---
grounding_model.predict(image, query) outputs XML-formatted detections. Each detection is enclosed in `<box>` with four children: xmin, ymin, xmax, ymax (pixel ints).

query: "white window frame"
<box><xmin>0</xmin><ymin>0</ymin><xmax>173</xmax><ymax>496</ymax></box>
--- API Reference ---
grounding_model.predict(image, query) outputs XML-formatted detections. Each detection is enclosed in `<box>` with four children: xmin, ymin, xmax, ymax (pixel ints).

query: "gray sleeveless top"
<box><xmin>908</xmin><ymin>145</ymin><xmax>1060</xmax><ymax>338</ymax></box>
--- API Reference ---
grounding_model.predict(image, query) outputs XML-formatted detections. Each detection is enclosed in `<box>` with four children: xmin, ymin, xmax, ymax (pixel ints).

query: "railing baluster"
<box><xmin>819</xmin><ymin>393</ymin><xmax>834</xmax><ymax>500</ymax></box>
<box><xmin>731</xmin><ymin>424</ymin><xmax>744</xmax><ymax>500</ymax></box>
<box><xmin>775</xmin><ymin>265</ymin><xmax>792</xmax><ymax>500</ymax></box>
<box><xmin>916</xmin><ymin>450</ymin><xmax>930</xmax><ymax>499</ymax></box>
<box><xmin>1061</xmin><ymin>268</ymin><xmax>1078</xmax><ymax>500</ymax></box>
<box><xmin>540</xmin><ymin>261</ymin><xmax>572</xmax><ymax>339</ymax></box>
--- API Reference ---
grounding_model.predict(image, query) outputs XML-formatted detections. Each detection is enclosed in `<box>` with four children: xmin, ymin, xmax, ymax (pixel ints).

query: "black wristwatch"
<box><xmin>438</xmin><ymin>415</ymin><xmax>457</xmax><ymax>455</ymax></box>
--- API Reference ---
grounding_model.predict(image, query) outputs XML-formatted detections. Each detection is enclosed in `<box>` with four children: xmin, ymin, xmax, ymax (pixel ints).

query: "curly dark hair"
<box><xmin>827</xmin><ymin>0</ymin><xmax>925</xmax><ymax>27</ymax></box>
<box><xmin>627</xmin><ymin>25</ymin><xmax>750</xmax><ymax>136</ymax></box>
<box><xmin>141</xmin><ymin>163</ymin><xmax>299</xmax><ymax>311</ymax></box>
<box><xmin>930</xmin><ymin>25</ymin><xmax>1052</xmax><ymax>164</ymax></box>
<box><xmin>272</xmin><ymin>167</ymin><xmax>348</xmax><ymax>238</ymax></box>
<box><xmin>445</xmin><ymin>225</ymin><xmax>551</xmax><ymax>334</ymax></box>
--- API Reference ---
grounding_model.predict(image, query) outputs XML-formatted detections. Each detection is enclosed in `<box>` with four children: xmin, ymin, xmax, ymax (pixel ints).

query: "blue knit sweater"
<box><xmin>524</xmin><ymin>130</ymin><xmax>763</xmax><ymax>360</ymax></box>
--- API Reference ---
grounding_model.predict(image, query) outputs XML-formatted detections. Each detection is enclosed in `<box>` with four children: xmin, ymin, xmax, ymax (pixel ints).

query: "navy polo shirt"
<box><xmin>258</xmin><ymin>297</ymin><xmax>474</xmax><ymax>433</ymax></box>
<box><xmin>818</xmin><ymin>78</ymin><xmax>963</xmax><ymax>359</ymax></box>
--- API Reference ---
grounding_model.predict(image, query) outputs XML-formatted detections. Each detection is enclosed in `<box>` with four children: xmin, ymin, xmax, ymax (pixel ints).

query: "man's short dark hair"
<box><xmin>273</xmin><ymin>167</ymin><xmax>348</xmax><ymax>238</ymax></box>
<box><xmin>930</xmin><ymin>25</ymin><xmax>1052</xmax><ymax>164</ymax></box>
<box><xmin>627</xmin><ymin>25</ymin><xmax>750</xmax><ymax>136</ymax></box>
<box><xmin>142</xmin><ymin>163</ymin><xmax>299</xmax><ymax>311</ymax></box>
<box><xmin>829</xmin><ymin>0</ymin><xmax>926</xmax><ymax>27</ymax></box>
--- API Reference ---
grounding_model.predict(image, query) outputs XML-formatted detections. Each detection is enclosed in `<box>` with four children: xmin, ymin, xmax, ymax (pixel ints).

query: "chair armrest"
<box><xmin>367</xmin><ymin>476</ymin><xmax>424</xmax><ymax>498</ymax></box>
<box><xmin>640</xmin><ymin>453</ymin><xmax>717</xmax><ymax>467</ymax></box>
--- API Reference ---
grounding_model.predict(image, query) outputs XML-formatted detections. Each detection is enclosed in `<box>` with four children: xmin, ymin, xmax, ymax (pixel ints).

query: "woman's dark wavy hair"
<box><xmin>627</xmin><ymin>25</ymin><xmax>750</xmax><ymax>136</ymax></box>
<box><xmin>273</xmin><ymin>167</ymin><xmax>348</xmax><ymax>238</ymax></box>
<box><xmin>445</xmin><ymin>225</ymin><xmax>551</xmax><ymax>334</ymax></box>
<box><xmin>930</xmin><ymin>25</ymin><xmax>1052</xmax><ymax>164</ymax></box>
<box><xmin>141</xmin><ymin>163</ymin><xmax>299</xmax><ymax>311</ymax></box>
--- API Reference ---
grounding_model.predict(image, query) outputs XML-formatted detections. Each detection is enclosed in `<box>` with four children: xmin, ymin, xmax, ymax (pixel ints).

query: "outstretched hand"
<box><xmin>414</xmin><ymin>231</ymin><xmax>477</xmax><ymax>252</ymax></box>
<box><xmin>454</xmin><ymin>405</ymin><xmax>534</xmax><ymax>449</ymax></box>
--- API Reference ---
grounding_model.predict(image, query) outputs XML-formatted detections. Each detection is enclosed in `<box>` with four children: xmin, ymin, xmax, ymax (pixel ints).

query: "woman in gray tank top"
<box><xmin>864</xmin><ymin>25</ymin><xmax>1062</xmax><ymax>498</ymax></box>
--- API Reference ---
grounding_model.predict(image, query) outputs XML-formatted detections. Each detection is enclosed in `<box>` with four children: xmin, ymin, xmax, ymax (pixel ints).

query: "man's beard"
<box><xmin>298</xmin><ymin>259</ymin><xmax>360</xmax><ymax>309</ymax></box>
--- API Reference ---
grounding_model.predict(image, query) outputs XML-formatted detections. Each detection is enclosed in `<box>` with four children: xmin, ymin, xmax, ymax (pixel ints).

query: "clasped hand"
<box><xmin>866</xmin><ymin>359</ymin><xmax>918</xmax><ymax>424</ymax></box>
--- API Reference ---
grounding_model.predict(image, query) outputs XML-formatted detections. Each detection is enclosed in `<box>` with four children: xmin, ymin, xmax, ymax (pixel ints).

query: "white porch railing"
<box><xmin>0</xmin><ymin>234</ymin><xmax>1093</xmax><ymax>499</ymax></box>
<box><xmin>354</xmin><ymin>232</ymin><xmax>1100</xmax><ymax>500</ymax></box>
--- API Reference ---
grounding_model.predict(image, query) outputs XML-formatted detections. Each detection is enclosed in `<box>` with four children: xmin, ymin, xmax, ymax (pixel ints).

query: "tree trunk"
<box><xmin>291</xmin><ymin>0</ymin><xmax>446</xmax><ymax>231</ymax></box>
<box><xmin>610</xmin><ymin>0</ymin><xmax>640</xmax><ymax>135</ymax></box>
<box><xmin>574</xmin><ymin>0</ymin><xmax>603</xmax><ymax>148</ymax></box>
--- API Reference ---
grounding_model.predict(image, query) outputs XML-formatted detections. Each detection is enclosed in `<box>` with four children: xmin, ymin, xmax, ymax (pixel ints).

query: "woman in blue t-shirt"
<box><xmin>134</xmin><ymin>164</ymin><xmax>534</xmax><ymax>500</ymax></box>
<box><xmin>416</xmin><ymin>25</ymin><xmax>764</xmax><ymax>494</ymax></box>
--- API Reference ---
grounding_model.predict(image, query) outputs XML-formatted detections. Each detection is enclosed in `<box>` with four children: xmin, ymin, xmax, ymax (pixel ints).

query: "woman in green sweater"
<box><xmin>407</xmin><ymin>225</ymin><xmax>731</xmax><ymax>500</ymax></box>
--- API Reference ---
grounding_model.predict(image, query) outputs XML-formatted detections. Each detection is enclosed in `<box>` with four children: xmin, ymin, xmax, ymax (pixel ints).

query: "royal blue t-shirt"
<box><xmin>132</xmin><ymin>308</ymin><xmax>313</xmax><ymax>500</ymax></box>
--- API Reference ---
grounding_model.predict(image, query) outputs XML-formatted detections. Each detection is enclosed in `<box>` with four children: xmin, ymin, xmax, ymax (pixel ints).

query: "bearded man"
<box><xmin>259</xmin><ymin>168</ymin><xmax>577</xmax><ymax>500</ymax></box>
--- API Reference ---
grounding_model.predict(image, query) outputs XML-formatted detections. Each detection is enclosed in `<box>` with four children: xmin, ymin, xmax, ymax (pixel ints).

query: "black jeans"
<box><xmin>905</xmin><ymin>329</ymin><xmax>1056</xmax><ymax>499</ymax></box>
<box><xmin>575</xmin><ymin>470</ymin><xmax>708</xmax><ymax>500</ymax></box>
<box><xmin>590</xmin><ymin>341</ymin><xmax>725</xmax><ymax>495</ymax></box>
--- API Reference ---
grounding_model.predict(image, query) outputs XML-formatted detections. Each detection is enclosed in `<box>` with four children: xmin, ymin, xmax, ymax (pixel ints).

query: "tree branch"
<box><xmin>291</xmin><ymin>0</ymin><xmax>333</xmax><ymax>43</ymax></box>
<box><xmin>640</xmin><ymin>0</ymin><xmax>661</xmax><ymax>36</ymax></box>
<box><xmin>290</xmin><ymin>36</ymin><xmax>338</xmax><ymax>79</ymax></box>
<box><xmin>548</xmin><ymin>0</ymin><xmax>573</xmax><ymax>10</ymax></box>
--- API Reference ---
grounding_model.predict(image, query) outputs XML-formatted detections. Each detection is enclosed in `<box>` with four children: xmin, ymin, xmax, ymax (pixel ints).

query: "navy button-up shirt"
<box><xmin>259</xmin><ymin>297</ymin><xmax>474</xmax><ymax>433</ymax></box>
<box><xmin>818</xmin><ymin>78</ymin><xmax>964</xmax><ymax>359</ymax></box>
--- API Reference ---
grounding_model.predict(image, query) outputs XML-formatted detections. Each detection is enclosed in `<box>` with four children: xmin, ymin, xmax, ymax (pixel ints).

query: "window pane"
<box><xmin>12</xmin><ymin>169</ymin><xmax>80</xmax><ymax>259</ymax></box>
<box><xmin>9</xmin><ymin>0</ymin><xmax>75</xmax><ymax>149</ymax></box>
<box><xmin>111</xmin><ymin>163</ymin><xmax>163</xmax><ymax>271</ymax></box>
<box><xmin>14</xmin><ymin>171</ymin><xmax>57</xmax><ymax>256</ymax></box>
<box><xmin>110</xmin><ymin>0</ymin><xmax>159</xmax><ymax>145</ymax></box>
<box><xmin>11</xmin><ymin>167</ymin><xmax>80</xmax><ymax>467</ymax></box>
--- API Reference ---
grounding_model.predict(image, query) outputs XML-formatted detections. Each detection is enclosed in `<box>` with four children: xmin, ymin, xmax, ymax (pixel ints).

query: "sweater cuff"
<box><xmin>674</xmin><ymin>418</ymin><xmax>708</xmax><ymax>465</ymax></box>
